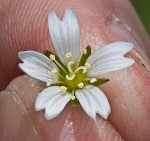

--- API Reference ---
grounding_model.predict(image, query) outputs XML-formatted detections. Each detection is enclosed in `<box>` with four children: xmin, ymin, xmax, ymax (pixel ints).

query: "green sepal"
<box><xmin>43</xmin><ymin>50</ymin><xmax>53</xmax><ymax>58</ymax></box>
<box><xmin>92</xmin><ymin>78</ymin><xmax>109</xmax><ymax>86</ymax></box>
<box><xmin>71</xmin><ymin>98</ymin><xmax>80</xmax><ymax>106</ymax></box>
<box><xmin>85</xmin><ymin>78</ymin><xmax>110</xmax><ymax>86</ymax></box>
<box><xmin>79</xmin><ymin>45</ymin><xmax>91</xmax><ymax>66</ymax></box>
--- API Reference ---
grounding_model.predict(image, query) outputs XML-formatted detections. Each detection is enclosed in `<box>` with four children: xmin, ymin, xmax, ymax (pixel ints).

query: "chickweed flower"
<box><xmin>18</xmin><ymin>8</ymin><xmax>134</xmax><ymax>120</ymax></box>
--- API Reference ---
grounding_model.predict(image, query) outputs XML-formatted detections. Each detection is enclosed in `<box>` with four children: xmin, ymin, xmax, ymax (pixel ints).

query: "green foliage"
<box><xmin>131</xmin><ymin>0</ymin><xmax>150</xmax><ymax>35</ymax></box>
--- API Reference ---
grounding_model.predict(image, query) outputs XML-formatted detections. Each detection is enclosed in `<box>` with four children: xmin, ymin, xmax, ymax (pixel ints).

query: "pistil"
<box><xmin>67</xmin><ymin>61</ymin><xmax>74</xmax><ymax>73</ymax></box>
<box><xmin>66</xmin><ymin>74</ymin><xmax>76</xmax><ymax>80</ymax></box>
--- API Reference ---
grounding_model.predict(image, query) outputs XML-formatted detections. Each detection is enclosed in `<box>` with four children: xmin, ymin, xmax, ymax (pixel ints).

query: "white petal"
<box><xmin>48</xmin><ymin>8</ymin><xmax>80</xmax><ymax>64</ymax></box>
<box><xmin>75</xmin><ymin>85</ymin><xmax>111</xmax><ymax>120</ymax></box>
<box><xmin>87</xmin><ymin>41</ymin><xmax>135</xmax><ymax>76</ymax></box>
<box><xmin>35</xmin><ymin>86</ymin><xmax>71</xmax><ymax>120</ymax></box>
<box><xmin>18</xmin><ymin>51</ymin><xmax>59</xmax><ymax>83</ymax></box>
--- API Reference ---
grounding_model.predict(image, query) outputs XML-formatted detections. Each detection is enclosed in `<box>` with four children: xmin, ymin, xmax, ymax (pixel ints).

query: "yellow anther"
<box><xmin>78</xmin><ymin>82</ymin><xmax>84</xmax><ymax>88</ymax></box>
<box><xmin>85</xmin><ymin>62</ymin><xmax>91</xmax><ymax>69</ymax></box>
<box><xmin>71</xmin><ymin>95</ymin><xmax>76</xmax><ymax>100</ymax></box>
<box><xmin>49</xmin><ymin>54</ymin><xmax>55</xmax><ymax>61</ymax></box>
<box><xmin>46</xmin><ymin>82</ymin><xmax>51</xmax><ymax>86</ymax></box>
<box><xmin>65</xmin><ymin>52</ymin><xmax>72</xmax><ymax>58</ymax></box>
<box><xmin>51</xmin><ymin>68</ymin><xmax>57</xmax><ymax>73</ymax></box>
<box><xmin>60</xmin><ymin>86</ymin><xmax>67</xmax><ymax>92</ymax></box>
<box><xmin>83</xmin><ymin>48</ymin><xmax>87</xmax><ymax>54</ymax></box>
<box><xmin>90</xmin><ymin>78</ymin><xmax>97</xmax><ymax>83</ymax></box>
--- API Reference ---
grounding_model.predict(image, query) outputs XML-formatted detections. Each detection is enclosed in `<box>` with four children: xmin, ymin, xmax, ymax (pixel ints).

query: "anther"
<box><xmin>85</xmin><ymin>62</ymin><xmax>91</xmax><ymax>69</ymax></box>
<box><xmin>51</xmin><ymin>68</ymin><xmax>57</xmax><ymax>73</ymax></box>
<box><xmin>65</xmin><ymin>52</ymin><xmax>72</xmax><ymax>58</ymax></box>
<box><xmin>60</xmin><ymin>86</ymin><xmax>67</xmax><ymax>92</ymax></box>
<box><xmin>90</xmin><ymin>78</ymin><xmax>97</xmax><ymax>83</ymax></box>
<box><xmin>49</xmin><ymin>54</ymin><xmax>55</xmax><ymax>61</ymax></box>
<box><xmin>71</xmin><ymin>95</ymin><xmax>76</xmax><ymax>100</ymax></box>
<box><xmin>46</xmin><ymin>82</ymin><xmax>51</xmax><ymax>86</ymax></box>
<box><xmin>83</xmin><ymin>48</ymin><xmax>87</xmax><ymax>54</ymax></box>
<box><xmin>78</xmin><ymin>82</ymin><xmax>84</xmax><ymax>88</ymax></box>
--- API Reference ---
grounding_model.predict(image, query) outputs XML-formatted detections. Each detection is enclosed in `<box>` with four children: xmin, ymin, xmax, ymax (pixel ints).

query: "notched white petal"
<box><xmin>18</xmin><ymin>51</ymin><xmax>59</xmax><ymax>83</ymax></box>
<box><xmin>75</xmin><ymin>85</ymin><xmax>111</xmax><ymax>120</ymax></box>
<box><xmin>48</xmin><ymin>8</ymin><xmax>80</xmax><ymax>64</ymax></box>
<box><xmin>87</xmin><ymin>41</ymin><xmax>135</xmax><ymax>76</ymax></box>
<box><xmin>35</xmin><ymin>86</ymin><xmax>71</xmax><ymax>120</ymax></box>
<box><xmin>89</xmin><ymin>57</ymin><xmax>134</xmax><ymax>76</ymax></box>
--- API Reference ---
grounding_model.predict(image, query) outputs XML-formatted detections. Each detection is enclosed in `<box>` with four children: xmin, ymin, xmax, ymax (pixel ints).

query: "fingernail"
<box><xmin>106</xmin><ymin>14</ymin><xmax>136</xmax><ymax>42</ymax></box>
<box><xmin>106</xmin><ymin>14</ymin><xmax>150</xmax><ymax>74</ymax></box>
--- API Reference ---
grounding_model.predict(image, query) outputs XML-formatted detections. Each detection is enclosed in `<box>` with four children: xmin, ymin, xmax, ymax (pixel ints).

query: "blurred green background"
<box><xmin>131</xmin><ymin>0</ymin><xmax>150</xmax><ymax>35</ymax></box>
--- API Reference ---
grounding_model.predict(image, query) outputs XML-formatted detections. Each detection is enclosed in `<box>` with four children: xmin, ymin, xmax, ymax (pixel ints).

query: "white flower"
<box><xmin>18</xmin><ymin>8</ymin><xmax>135</xmax><ymax>120</ymax></box>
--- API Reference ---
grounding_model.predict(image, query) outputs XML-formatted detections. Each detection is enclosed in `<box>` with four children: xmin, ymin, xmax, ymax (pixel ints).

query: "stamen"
<box><xmin>90</xmin><ymin>78</ymin><xmax>97</xmax><ymax>83</ymax></box>
<box><xmin>79</xmin><ymin>45</ymin><xmax>91</xmax><ymax>66</ymax></box>
<box><xmin>49</xmin><ymin>54</ymin><xmax>55</xmax><ymax>61</ymax></box>
<box><xmin>51</xmin><ymin>68</ymin><xmax>57</xmax><ymax>73</ymax></box>
<box><xmin>67</xmin><ymin>61</ymin><xmax>74</xmax><ymax>73</ymax></box>
<box><xmin>78</xmin><ymin>82</ymin><xmax>84</xmax><ymax>88</ymax></box>
<box><xmin>85</xmin><ymin>62</ymin><xmax>91</xmax><ymax>69</ymax></box>
<box><xmin>60</xmin><ymin>86</ymin><xmax>67</xmax><ymax>92</ymax></box>
<box><xmin>75</xmin><ymin>66</ymin><xmax>87</xmax><ymax>73</ymax></box>
<box><xmin>46</xmin><ymin>82</ymin><xmax>51</xmax><ymax>86</ymax></box>
<box><xmin>66</xmin><ymin>74</ymin><xmax>76</xmax><ymax>80</ymax></box>
<box><xmin>71</xmin><ymin>95</ymin><xmax>76</xmax><ymax>100</ymax></box>
<box><xmin>66</xmin><ymin>52</ymin><xmax>72</xmax><ymax>58</ymax></box>
<box><xmin>83</xmin><ymin>48</ymin><xmax>87</xmax><ymax>54</ymax></box>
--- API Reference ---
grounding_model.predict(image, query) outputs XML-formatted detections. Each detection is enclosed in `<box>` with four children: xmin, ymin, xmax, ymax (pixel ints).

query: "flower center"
<box><xmin>43</xmin><ymin>46</ymin><xmax>109</xmax><ymax>105</ymax></box>
<box><xmin>63</xmin><ymin>61</ymin><xmax>88</xmax><ymax>91</ymax></box>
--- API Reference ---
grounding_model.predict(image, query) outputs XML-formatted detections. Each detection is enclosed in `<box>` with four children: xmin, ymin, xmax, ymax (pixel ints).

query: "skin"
<box><xmin>0</xmin><ymin>0</ymin><xmax>150</xmax><ymax>140</ymax></box>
